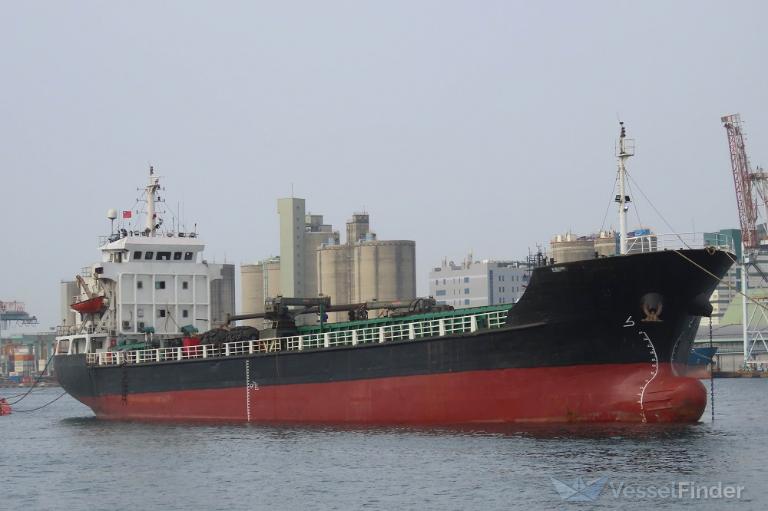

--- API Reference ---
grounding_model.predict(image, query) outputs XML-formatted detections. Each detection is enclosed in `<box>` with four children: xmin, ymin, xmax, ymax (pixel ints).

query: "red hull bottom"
<box><xmin>80</xmin><ymin>363</ymin><xmax>706</xmax><ymax>424</ymax></box>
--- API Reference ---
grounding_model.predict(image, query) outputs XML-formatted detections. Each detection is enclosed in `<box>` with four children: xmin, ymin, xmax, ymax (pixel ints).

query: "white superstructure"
<box><xmin>56</xmin><ymin>168</ymin><xmax>235</xmax><ymax>355</ymax></box>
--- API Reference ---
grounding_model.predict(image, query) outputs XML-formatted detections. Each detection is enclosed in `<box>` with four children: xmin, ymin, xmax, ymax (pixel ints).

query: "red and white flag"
<box><xmin>122</xmin><ymin>210</ymin><xmax>132</xmax><ymax>219</ymax></box>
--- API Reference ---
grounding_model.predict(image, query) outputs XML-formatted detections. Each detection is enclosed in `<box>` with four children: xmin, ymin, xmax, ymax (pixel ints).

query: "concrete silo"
<box><xmin>594</xmin><ymin>231</ymin><xmax>618</xmax><ymax>258</ymax></box>
<box><xmin>317</xmin><ymin>244</ymin><xmax>352</xmax><ymax>321</ymax></box>
<box><xmin>240</xmin><ymin>263</ymin><xmax>264</xmax><ymax>328</ymax></box>
<box><xmin>353</xmin><ymin>240</ymin><xmax>416</xmax><ymax>303</ymax></box>
<box><xmin>60</xmin><ymin>280</ymin><xmax>79</xmax><ymax>328</ymax></box>
<box><xmin>550</xmin><ymin>233</ymin><xmax>596</xmax><ymax>264</ymax></box>
<box><xmin>263</xmin><ymin>257</ymin><xmax>281</xmax><ymax>300</ymax></box>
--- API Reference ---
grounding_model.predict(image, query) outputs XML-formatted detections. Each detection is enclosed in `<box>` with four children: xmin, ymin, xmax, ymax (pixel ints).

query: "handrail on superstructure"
<box><xmin>84</xmin><ymin>309</ymin><xmax>510</xmax><ymax>367</ymax></box>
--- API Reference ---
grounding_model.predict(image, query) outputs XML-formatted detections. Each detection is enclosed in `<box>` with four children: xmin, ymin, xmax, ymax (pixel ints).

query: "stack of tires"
<box><xmin>199</xmin><ymin>326</ymin><xmax>260</xmax><ymax>347</ymax></box>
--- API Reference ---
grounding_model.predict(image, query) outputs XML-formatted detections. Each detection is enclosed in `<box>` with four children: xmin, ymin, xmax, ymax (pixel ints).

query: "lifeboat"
<box><xmin>71</xmin><ymin>296</ymin><xmax>107</xmax><ymax>314</ymax></box>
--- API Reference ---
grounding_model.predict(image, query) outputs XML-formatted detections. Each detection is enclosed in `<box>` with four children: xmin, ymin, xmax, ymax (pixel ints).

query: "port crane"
<box><xmin>0</xmin><ymin>301</ymin><xmax>38</xmax><ymax>340</ymax></box>
<box><xmin>721</xmin><ymin>114</ymin><xmax>768</xmax><ymax>366</ymax></box>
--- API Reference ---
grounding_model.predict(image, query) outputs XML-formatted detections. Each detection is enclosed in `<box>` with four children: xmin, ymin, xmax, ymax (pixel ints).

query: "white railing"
<box><xmin>85</xmin><ymin>309</ymin><xmax>510</xmax><ymax>367</ymax></box>
<box><xmin>625</xmin><ymin>232</ymin><xmax>734</xmax><ymax>254</ymax></box>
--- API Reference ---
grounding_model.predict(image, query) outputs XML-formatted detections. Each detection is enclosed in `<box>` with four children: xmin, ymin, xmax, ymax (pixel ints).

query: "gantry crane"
<box><xmin>722</xmin><ymin>114</ymin><xmax>768</xmax><ymax>367</ymax></box>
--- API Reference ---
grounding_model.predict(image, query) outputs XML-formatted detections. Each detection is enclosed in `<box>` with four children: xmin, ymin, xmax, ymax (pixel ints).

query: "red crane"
<box><xmin>722</xmin><ymin>114</ymin><xmax>759</xmax><ymax>249</ymax></box>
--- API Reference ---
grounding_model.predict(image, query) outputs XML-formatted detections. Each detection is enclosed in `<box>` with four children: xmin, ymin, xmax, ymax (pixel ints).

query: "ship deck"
<box><xmin>79</xmin><ymin>306</ymin><xmax>511</xmax><ymax>367</ymax></box>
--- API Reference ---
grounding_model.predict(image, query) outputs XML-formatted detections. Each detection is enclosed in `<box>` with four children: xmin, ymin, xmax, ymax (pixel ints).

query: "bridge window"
<box><xmin>174</xmin><ymin>252</ymin><xmax>182</xmax><ymax>260</ymax></box>
<box><xmin>184</xmin><ymin>252</ymin><xmax>194</xmax><ymax>261</ymax></box>
<box><xmin>133</xmin><ymin>251</ymin><xmax>142</xmax><ymax>260</ymax></box>
<box><xmin>157</xmin><ymin>252</ymin><xmax>171</xmax><ymax>261</ymax></box>
<box><xmin>145</xmin><ymin>251</ymin><xmax>154</xmax><ymax>259</ymax></box>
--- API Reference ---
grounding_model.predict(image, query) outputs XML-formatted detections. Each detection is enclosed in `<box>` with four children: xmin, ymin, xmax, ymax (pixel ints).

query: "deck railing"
<box><xmin>85</xmin><ymin>309</ymin><xmax>509</xmax><ymax>367</ymax></box>
<box><xmin>625</xmin><ymin>232</ymin><xmax>734</xmax><ymax>254</ymax></box>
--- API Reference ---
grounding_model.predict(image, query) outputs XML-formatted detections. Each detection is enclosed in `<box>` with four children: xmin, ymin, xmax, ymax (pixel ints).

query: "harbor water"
<box><xmin>2</xmin><ymin>379</ymin><xmax>767</xmax><ymax>510</ymax></box>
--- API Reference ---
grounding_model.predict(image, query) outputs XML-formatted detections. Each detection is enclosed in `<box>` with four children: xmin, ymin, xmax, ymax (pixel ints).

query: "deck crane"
<box><xmin>75</xmin><ymin>275</ymin><xmax>96</xmax><ymax>299</ymax></box>
<box><xmin>722</xmin><ymin>114</ymin><xmax>768</xmax><ymax>367</ymax></box>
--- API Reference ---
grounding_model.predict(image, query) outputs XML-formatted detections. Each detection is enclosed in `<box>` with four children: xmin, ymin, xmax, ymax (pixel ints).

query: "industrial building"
<box><xmin>241</xmin><ymin>199</ymin><xmax>416</xmax><ymax>323</ymax></box>
<box><xmin>317</xmin><ymin>213</ymin><xmax>416</xmax><ymax>307</ymax></box>
<box><xmin>550</xmin><ymin>231</ymin><xmax>618</xmax><ymax>264</ymax></box>
<box><xmin>0</xmin><ymin>301</ymin><xmax>50</xmax><ymax>382</ymax></box>
<box><xmin>0</xmin><ymin>332</ymin><xmax>56</xmax><ymax>382</ymax></box>
<box><xmin>429</xmin><ymin>255</ymin><xmax>531</xmax><ymax>308</ymax></box>
<box><xmin>703</xmin><ymin>229</ymin><xmax>742</xmax><ymax>325</ymax></box>
<box><xmin>240</xmin><ymin>257</ymin><xmax>281</xmax><ymax>328</ymax></box>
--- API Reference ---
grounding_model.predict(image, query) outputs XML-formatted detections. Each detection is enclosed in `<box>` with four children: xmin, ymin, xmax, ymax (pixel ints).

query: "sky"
<box><xmin>1</xmin><ymin>0</ymin><xmax>767</xmax><ymax>332</ymax></box>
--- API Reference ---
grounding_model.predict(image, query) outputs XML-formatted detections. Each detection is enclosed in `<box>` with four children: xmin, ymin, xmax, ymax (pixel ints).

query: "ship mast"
<box><xmin>146</xmin><ymin>166</ymin><xmax>161</xmax><ymax>236</ymax></box>
<box><xmin>616</xmin><ymin>122</ymin><xmax>634</xmax><ymax>255</ymax></box>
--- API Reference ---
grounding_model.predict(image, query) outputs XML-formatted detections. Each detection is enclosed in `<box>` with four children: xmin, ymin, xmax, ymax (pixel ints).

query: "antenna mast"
<box><xmin>615</xmin><ymin>122</ymin><xmax>635</xmax><ymax>255</ymax></box>
<box><xmin>145</xmin><ymin>166</ymin><xmax>161</xmax><ymax>237</ymax></box>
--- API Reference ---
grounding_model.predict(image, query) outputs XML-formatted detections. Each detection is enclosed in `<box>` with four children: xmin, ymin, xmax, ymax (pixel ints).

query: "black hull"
<box><xmin>55</xmin><ymin>249</ymin><xmax>733</xmax><ymax>423</ymax></box>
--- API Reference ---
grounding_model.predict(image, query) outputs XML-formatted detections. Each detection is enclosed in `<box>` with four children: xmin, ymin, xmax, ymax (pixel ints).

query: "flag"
<box><xmin>122</xmin><ymin>210</ymin><xmax>132</xmax><ymax>219</ymax></box>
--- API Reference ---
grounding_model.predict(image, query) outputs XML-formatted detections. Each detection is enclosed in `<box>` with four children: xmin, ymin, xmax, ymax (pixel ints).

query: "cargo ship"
<box><xmin>54</xmin><ymin>127</ymin><xmax>734</xmax><ymax>424</ymax></box>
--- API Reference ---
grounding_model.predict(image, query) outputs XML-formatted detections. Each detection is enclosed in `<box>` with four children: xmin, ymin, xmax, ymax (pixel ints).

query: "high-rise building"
<box><xmin>277</xmin><ymin>198</ymin><xmax>306</xmax><ymax>298</ymax></box>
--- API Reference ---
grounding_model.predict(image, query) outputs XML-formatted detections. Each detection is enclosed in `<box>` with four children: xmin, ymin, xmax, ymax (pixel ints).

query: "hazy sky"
<box><xmin>1</xmin><ymin>1</ymin><xmax>766</xmax><ymax>332</ymax></box>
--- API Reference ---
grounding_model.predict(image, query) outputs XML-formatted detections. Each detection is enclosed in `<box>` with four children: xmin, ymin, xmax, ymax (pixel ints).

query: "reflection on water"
<box><xmin>2</xmin><ymin>379</ymin><xmax>766</xmax><ymax>511</ymax></box>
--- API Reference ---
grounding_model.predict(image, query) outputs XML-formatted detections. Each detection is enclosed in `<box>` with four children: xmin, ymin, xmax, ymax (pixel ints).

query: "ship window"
<box><xmin>137</xmin><ymin>281</ymin><xmax>143</xmax><ymax>289</ymax></box>
<box><xmin>138</xmin><ymin>321</ymin><xmax>145</xmax><ymax>330</ymax></box>
<box><xmin>182</xmin><ymin>309</ymin><xmax>189</xmax><ymax>318</ymax></box>
<box><xmin>182</xmin><ymin>281</ymin><xmax>189</xmax><ymax>290</ymax></box>
<box><xmin>184</xmin><ymin>252</ymin><xmax>194</xmax><ymax>261</ymax></box>
<box><xmin>145</xmin><ymin>251</ymin><xmax>154</xmax><ymax>259</ymax></box>
<box><xmin>133</xmin><ymin>251</ymin><xmax>142</xmax><ymax>260</ymax></box>
<box><xmin>155</xmin><ymin>281</ymin><xmax>166</xmax><ymax>290</ymax></box>
<box><xmin>157</xmin><ymin>252</ymin><xmax>171</xmax><ymax>261</ymax></box>
<box><xmin>174</xmin><ymin>252</ymin><xmax>182</xmax><ymax>260</ymax></box>
<box><xmin>158</xmin><ymin>309</ymin><xmax>166</xmax><ymax>318</ymax></box>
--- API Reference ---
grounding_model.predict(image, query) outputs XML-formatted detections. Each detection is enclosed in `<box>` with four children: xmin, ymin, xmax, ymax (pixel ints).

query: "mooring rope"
<box><xmin>5</xmin><ymin>354</ymin><xmax>56</xmax><ymax>405</ymax></box>
<box><xmin>671</xmin><ymin>249</ymin><xmax>768</xmax><ymax>314</ymax></box>
<box><xmin>12</xmin><ymin>391</ymin><xmax>67</xmax><ymax>413</ymax></box>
